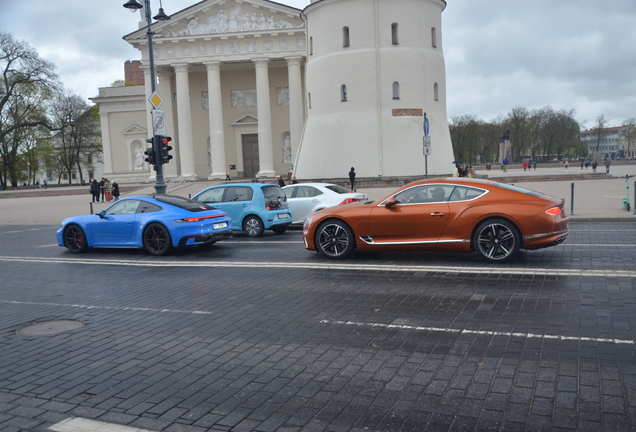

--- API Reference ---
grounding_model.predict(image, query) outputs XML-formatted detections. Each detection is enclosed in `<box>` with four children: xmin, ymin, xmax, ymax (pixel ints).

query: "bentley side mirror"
<box><xmin>385</xmin><ymin>197</ymin><xmax>397</xmax><ymax>209</ymax></box>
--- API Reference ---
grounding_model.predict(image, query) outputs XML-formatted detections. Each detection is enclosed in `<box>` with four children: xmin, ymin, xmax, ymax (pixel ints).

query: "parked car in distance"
<box><xmin>302</xmin><ymin>178</ymin><xmax>569</xmax><ymax>262</ymax></box>
<box><xmin>57</xmin><ymin>195</ymin><xmax>233</xmax><ymax>256</ymax></box>
<box><xmin>192</xmin><ymin>183</ymin><xmax>291</xmax><ymax>237</ymax></box>
<box><xmin>282</xmin><ymin>183</ymin><xmax>369</xmax><ymax>224</ymax></box>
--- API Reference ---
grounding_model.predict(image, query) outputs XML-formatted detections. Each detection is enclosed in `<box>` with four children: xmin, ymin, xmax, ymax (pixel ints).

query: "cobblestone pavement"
<box><xmin>0</xmin><ymin>222</ymin><xmax>635</xmax><ymax>431</ymax></box>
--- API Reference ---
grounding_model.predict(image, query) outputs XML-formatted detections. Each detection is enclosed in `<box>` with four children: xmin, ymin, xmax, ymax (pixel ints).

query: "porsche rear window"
<box><xmin>490</xmin><ymin>182</ymin><xmax>548</xmax><ymax>198</ymax></box>
<box><xmin>155</xmin><ymin>195</ymin><xmax>216</xmax><ymax>212</ymax></box>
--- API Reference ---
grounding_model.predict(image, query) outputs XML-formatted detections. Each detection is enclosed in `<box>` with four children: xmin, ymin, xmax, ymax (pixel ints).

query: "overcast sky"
<box><xmin>2</xmin><ymin>0</ymin><xmax>635</xmax><ymax>128</ymax></box>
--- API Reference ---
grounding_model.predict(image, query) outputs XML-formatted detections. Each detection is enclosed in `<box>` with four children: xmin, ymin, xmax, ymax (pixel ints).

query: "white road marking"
<box><xmin>50</xmin><ymin>417</ymin><xmax>155</xmax><ymax>432</ymax></box>
<box><xmin>321</xmin><ymin>320</ymin><xmax>636</xmax><ymax>346</ymax></box>
<box><xmin>0</xmin><ymin>255</ymin><xmax>634</xmax><ymax>277</ymax></box>
<box><xmin>1</xmin><ymin>299</ymin><xmax>214</xmax><ymax>316</ymax></box>
<box><xmin>35</xmin><ymin>244</ymin><xmax>59</xmax><ymax>248</ymax></box>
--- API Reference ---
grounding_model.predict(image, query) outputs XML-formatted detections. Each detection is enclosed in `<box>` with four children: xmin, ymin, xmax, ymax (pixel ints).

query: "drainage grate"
<box><xmin>16</xmin><ymin>320</ymin><xmax>84</xmax><ymax>336</ymax></box>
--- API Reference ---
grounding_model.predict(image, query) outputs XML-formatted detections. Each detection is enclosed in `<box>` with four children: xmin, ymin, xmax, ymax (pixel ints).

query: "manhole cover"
<box><xmin>16</xmin><ymin>320</ymin><xmax>84</xmax><ymax>336</ymax></box>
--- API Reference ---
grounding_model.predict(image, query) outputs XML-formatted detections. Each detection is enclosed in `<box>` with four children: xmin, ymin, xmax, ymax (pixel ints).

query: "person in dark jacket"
<box><xmin>349</xmin><ymin>167</ymin><xmax>356</xmax><ymax>192</ymax></box>
<box><xmin>89</xmin><ymin>179</ymin><xmax>100</xmax><ymax>203</ymax></box>
<box><xmin>99</xmin><ymin>178</ymin><xmax>105</xmax><ymax>202</ymax></box>
<box><xmin>112</xmin><ymin>182</ymin><xmax>120</xmax><ymax>201</ymax></box>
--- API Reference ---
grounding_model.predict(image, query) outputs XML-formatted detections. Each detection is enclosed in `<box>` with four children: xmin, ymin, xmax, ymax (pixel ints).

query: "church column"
<box><xmin>172</xmin><ymin>63</ymin><xmax>197</xmax><ymax>179</ymax></box>
<box><xmin>204</xmin><ymin>61</ymin><xmax>227</xmax><ymax>180</ymax></box>
<box><xmin>156</xmin><ymin>69</ymin><xmax>178</xmax><ymax>178</ymax></box>
<box><xmin>99</xmin><ymin>112</ymin><xmax>113</xmax><ymax>175</ymax></box>
<box><xmin>252</xmin><ymin>58</ymin><xmax>275</xmax><ymax>178</ymax></box>
<box><xmin>285</xmin><ymin>56</ymin><xmax>304</xmax><ymax>167</ymax></box>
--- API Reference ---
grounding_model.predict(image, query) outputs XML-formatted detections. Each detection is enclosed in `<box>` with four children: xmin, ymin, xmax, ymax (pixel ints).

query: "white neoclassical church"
<box><xmin>92</xmin><ymin>0</ymin><xmax>454</xmax><ymax>182</ymax></box>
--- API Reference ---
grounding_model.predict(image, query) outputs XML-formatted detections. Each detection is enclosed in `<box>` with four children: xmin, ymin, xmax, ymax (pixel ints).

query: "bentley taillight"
<box><xmin>545</xmin><ymin>207</ymin><xmax>561</xmax><ymax>216</ymax></box>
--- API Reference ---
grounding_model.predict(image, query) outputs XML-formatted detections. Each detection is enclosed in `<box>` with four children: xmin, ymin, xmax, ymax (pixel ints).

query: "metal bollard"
<box><xmin>570</xmin><ymin>183</ymin><xmax>574</xmax><ymax>215</ymax></box>
<box><xmin>634</xmin><ymin>181</ymin><xmax>636</xmax><ymax>215</ymax></box>
<box><xmin>90</xmin><ymin>202</ymin><xmax>94</xmax><ymax>214</ymax></box>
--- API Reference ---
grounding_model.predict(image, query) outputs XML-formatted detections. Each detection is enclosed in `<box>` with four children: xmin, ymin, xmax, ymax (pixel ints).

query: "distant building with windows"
<box><xmin>581</xmin><ymin>126</ymin><xmax>634</xmax><ymax>159</ymax></box>
<box><xmin>91</xmin><ymin>0</ymin><xmax>454</xmax><ymax>183</ymax></box>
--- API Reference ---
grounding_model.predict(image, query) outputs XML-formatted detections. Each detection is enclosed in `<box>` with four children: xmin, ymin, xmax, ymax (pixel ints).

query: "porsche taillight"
<box><xmin>177</xmin><ymin>213</ymin><xmax>228</xmax><ymax>222</ymax></box>
<box><xmin>545</xmin><ymin>207</ymin><xmax>561</xmax><ymax>216</ymax></box>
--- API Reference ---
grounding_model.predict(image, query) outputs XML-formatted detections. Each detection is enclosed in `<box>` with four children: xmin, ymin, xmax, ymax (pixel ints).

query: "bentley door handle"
<box><xmin>430</xmin><ymin>212</ymin><xmax>445</xmax><ymax>217</ymax></box>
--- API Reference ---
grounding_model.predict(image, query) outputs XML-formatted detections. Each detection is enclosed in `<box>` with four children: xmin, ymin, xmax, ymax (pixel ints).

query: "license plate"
<box><xmin>278</xmin><ymin>213</ymin><xmax>289</xmax><ymax>219</ymax></box>
<box><xmin>213</xmin><ymin>222</ymin><xmax>228</xmax><ymax>229</ymax></box>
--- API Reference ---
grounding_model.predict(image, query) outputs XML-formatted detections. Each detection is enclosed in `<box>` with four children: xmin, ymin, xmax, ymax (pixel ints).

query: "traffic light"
<box><xmin>159</xmin><ymin>136</ymin><xmax>173</xmax><ymax>164</ymax></box>
<box><xmin>144</xmin><ymin>147</ymin><xmax>156</xmax><ymax>165</ymax></box>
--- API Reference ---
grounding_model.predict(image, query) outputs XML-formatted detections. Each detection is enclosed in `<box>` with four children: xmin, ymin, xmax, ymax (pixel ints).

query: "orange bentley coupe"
<box><xmin>302</xmin><ymin>178</ymin><xmax>569</xmax><ymax>262</ymax></box>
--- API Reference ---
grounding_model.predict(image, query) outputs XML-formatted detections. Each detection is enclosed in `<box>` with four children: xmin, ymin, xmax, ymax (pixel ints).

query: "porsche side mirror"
<box><xmin>385</xmin><ymin>197</ymin><xmax>397</xmax><ymax>208</ymax></box>
<box><xmin>97</xmin><ymin>210</ymin><xmax>106</xmax><ymax>218</ymax></box>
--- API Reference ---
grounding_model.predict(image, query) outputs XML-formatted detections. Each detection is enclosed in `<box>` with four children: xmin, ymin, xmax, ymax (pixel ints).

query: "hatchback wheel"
<box><xmin>272</xmin><ymin>226</ymin><xmax>287</xmax><ymax>234</ymax></box>
<box><xmin>315</xmin><ymin>220</ymin><xmax>355</xmax><ymax>259</ymax></box>
<box><xmin>473</xmin><ymin>218</ymin><xmax>520</xmax><ymax>262</ymax></box>
<box><xmin>64</xmin><ymin>225</ymin><xmax>88</xmax><ymax>253</ymax></box>
<box><xmin>143</xmin><ymin>223</ymin><xmax>172</xmax><ymax>256</ymax></box>
<box><xmin>244</xmin><ymin>216</ymin><xmax>264</xmax><ymax>237</ymax></box>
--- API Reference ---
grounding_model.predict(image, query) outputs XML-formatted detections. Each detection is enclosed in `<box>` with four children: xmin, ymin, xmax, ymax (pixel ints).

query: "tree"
<box><xmin>590</xmin><ymin>114</ymin><xmax>609</xmax><ymax>153</ymax></box>
<box><xmin>0</xmin><ymin>32</ymin><xmax>59</xmax><ymax>187</ymax></box>
<box><xmin>621</xmin><ymin>118</ymin><xmax>636</xmax><ymax>158</ymax></box>
<box><xmin>50</xmin><ymin>91</ymin><xmax>102</xmax><ymax>185</ymax></box>
<box><xmin>505</xmin><ymin>106</ymin><xmax>532</xmax><ymax>160</ymax></box>
<box><xmin>449</xmin><ymin>115</ymin><xmax>481</xmax><ymax>164</ymax></box>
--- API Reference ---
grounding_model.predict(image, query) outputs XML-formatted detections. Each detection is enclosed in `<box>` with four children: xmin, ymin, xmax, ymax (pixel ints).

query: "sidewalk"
<box><xmin>1</xmin><ymin>165</ymin><xmax>635</xmax><ymax>225</ymax></box>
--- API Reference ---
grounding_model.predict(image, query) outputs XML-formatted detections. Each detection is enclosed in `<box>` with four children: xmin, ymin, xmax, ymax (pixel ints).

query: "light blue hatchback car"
<box><xmin>192</xmin><ymin>183</ymin><xmax>292</xmax><ymax>237</ymax></box>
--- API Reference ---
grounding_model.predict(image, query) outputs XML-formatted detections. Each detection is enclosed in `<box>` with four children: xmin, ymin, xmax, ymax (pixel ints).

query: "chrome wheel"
<box><xmin>474</xmin><ymin>219</ymin><xmax>520</xmax><ymax>262</ymax></box>
<box><xmin>143</xmin><ymin>223</ymin><xmax>172</xmax><ymax>256</ymax></box>
<box><xmin>64</xmin><ymin>225</ymin><xmax>87</xmax><ymax>253</ymax></box>
<box><xmin>244</xmin><ymin>216</ymin><xmax>264</xmax><ymax>237</ymax></box>
<box><xmin>316</xmin><ymin>220</ymin><xmax>355</xmax><ymax>259</ymax></box>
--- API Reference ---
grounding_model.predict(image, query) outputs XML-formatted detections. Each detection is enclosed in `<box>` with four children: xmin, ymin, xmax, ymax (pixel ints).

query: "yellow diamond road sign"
<box><xmin>149</xmin><ymin>91</ymin><xmax>163</xmax><ymax>109</ymax></box>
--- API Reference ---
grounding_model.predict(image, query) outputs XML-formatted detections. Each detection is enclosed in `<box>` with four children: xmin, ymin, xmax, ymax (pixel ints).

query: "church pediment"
<box><xmin>122</xmin><ymin>124</ymin><xmax>148</xmax><ymax>135</ymax></box>
<box><xmin>130</xmin><ymin>0</ymin><xmax>304</xmax><ymax>40</ymax></box>
<box><xmin>230</xmin><ymin>114</ymin><xmax>258</xmax><ymax>126</ymax></box>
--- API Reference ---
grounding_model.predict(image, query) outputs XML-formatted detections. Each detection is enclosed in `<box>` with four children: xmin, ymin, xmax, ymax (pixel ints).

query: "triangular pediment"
<box><xmin>122</xmin><ymin>124</ymin><xmax>148</xmax><ymax>135</ymax></box>
<box><xmin>125</xmin><ymin>0</ymin><xmax>304</xmax><ymax>41</ymax></box>
<box><xmin>230</xmin><ymin>114</ymin><xmax>258</xmax><ymax>126</ymax></box>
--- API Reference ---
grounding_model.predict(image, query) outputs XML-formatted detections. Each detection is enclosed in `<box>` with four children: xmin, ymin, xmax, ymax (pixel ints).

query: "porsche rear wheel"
<box><xmin>64</xmin><ymin>225</ymin><xmax>88</xmax><ymax>253</ymax></box>
<box><xmin>473</xmin><ymin>218</ymin><xmax>520</xmax><ymax>263</ymax></box>
<box><xmin>315</xmin><ymin>220</ymin><xmax>355</xmax><ymax>259</ymax></box>
<box><xmin>143</xmin><ymin>223</ymin><xmax>172</xmax><ymax>256</ymax></box>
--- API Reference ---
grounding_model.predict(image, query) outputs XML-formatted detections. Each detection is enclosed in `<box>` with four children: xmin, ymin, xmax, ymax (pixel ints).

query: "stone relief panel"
<box><xmin>263</xmin><ymin>40</ymin><xmax>273</xmax><ymax>51</ymax></box>
<box><xmin>276</xmin><ymin>87</ymin><xmax>289</xmax><ymax>106</ymax></box>
<box><xmin>230</xmin><ymin>43</ymin><xmax>240</xmax><ymax>53</ymax></box>
<box><xmin>214</xmin><ymin>44</ymin><xmax>224</xmax><ymax>54</ymax></box>
<box><xmin>246</xmin><ymin>42</ymin><xmax>256</xmax><ymax>53</ymax></box>
<box><xmin>104</xmin><ymin>101</ymin><xmax>145</xmax><ymax>112</ymax></box>
<box><xmin>296</xmin><ymin>39</ymin><xmax>305</xmax><ymax>50</ymax></box>
<box><xmin>231</xmin><ymin>90</ymin><xmax>257</xmax><ymax>108</ymax></box>
<box><xmin>166</xmin><ymin>47</ymin><xmax>175</xmax><ymax>57</ymax></box>
<box><xmin>160</xmin><ymin>6</ymin><xmax>303</xmax><ymax>37</ymax></box>
<box><xmin>182</xmin><ymin>46</ymin><xmax>191</xmax><ymax>56</ymax></box>
<box><xmin>198</xmin><ymin>44</ymin><xmax>207</xmax><ymax>55</ymax></box>
<box><xmin>280</xmin><ymin>39</ymin><xmax>289</xmax><ymax>50</ymax></box>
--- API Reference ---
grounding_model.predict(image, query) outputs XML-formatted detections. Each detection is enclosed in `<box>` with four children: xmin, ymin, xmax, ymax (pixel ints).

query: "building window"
<box><xmin>341</xmin><ymin>85</ymin><xmax>347</xmax><ymax>102</ymax></box>
<box><xmin>343</xmin><ymin>27</ymin><xmax>350</xmax><ymax>47</ymax></box>
<box><xmin>308</xmin><ymin>93</ymin><xmax>312</xmax><ymax>108</ymax></box>
<box><xmin>431</xmin><ymin>27</ymin><xmax>437</xmax><ymax>48</ymax></box>
<box><xmin>310</xmin><ymin>37</ymin><xmax>313</xmax><ymax>55</ymax></box>
<box><xmin>392</xmin><ymin>82</ymin><xmax>400</xmax><ymax>99</ymax></box>
<box><xmin>391</xmin><ymin>23</ymin><xmax>399</xmax><ymax>45</ymax></box>
<box><xmin>434</xmin><ymin>82</ymin><xmax>439</xmax><ymax>101</ymax></box>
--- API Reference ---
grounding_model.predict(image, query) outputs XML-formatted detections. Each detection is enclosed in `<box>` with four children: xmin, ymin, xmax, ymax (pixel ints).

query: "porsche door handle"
<box><xmin>430</xmin><ymin>212</ymin><xmax>445</xmax><ymax>217</ymax></box>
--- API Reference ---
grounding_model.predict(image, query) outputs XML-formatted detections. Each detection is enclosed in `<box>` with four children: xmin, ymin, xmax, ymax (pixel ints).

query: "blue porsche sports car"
<box><xmin>56</xmin><ymin>195</ymin><xmax>232</xmax><ymax>256</ymax></box>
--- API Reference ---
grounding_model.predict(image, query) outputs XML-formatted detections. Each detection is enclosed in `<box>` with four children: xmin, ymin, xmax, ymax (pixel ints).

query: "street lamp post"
<box><xmin>123</xmin><ymin>0</ymin><xmax>170</xmax><ymax>194</ymax></box>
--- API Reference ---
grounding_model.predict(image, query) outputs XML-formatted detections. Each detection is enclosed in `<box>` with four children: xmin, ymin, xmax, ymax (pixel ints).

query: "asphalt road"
<box><xmin>1</xmin><ymin>222</ymin><xmax>636</xmax><ymax>431</ymax></box>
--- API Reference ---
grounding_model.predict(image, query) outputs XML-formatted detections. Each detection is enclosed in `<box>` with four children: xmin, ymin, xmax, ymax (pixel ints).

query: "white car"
<box><xmin>282</xmin><ymin>183</ymin><xmax>369</xmax><ymax>224</ymax></box>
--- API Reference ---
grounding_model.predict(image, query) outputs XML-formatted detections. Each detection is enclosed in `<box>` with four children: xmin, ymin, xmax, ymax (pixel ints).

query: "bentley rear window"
<box><xmin>490</xmin><ymin>182</ymin><xmax>548</xmax><ymax>198</ymax></box>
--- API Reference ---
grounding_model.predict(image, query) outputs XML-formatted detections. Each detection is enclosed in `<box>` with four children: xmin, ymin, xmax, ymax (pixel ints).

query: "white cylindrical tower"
<box><xmin>295</xmin><ymin>0</ymin><xmax>454</xmax><ymax>179</ymax></box>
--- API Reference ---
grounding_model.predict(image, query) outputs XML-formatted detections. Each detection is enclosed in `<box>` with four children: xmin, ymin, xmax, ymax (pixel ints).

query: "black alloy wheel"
<box><xmin>64</xmin><ymin>225</ymin><xmax>88</xmax><ymax>253</ymax></box>
<box><xmin>473</xmin><ymin>218</ymin><xmax>520</xmax><ymax>262</ymax></box>
<box><xmin>315</xmin><ymin>220</ymin><xmax>355</xmax><ymax>259</ymax></box>
<box><xmin>143</xmin><ymin>223</ymin><xmax>172</xmax><ymax>256</ymax></box>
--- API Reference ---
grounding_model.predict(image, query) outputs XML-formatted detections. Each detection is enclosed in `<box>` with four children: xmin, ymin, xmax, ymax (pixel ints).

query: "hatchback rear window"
<box><xmin>155</xmin><ymin>195</ymin><xmax>217</xmax><ymax>212</ymax></box>
<box><xmin>262</xmin><ymin>185</ymin><xmax>288</xmax><ymax>209</ymax></box>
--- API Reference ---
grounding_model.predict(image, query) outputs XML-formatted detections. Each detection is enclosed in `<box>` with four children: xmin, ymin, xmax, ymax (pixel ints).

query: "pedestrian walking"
<box><xmin>103</xmin><ymin>179</ymin><xmax>113</xmax><ymax>203</ymax></box>
<box><xmin>349</xmin><ymin>167</ymin><xmax>356</xmax><ymax>192</ymax></box>
<box><xmin>291</xmin><ymin>177</ymin><xmax>298</xmax><ymax>184</ymax></box>
<box><xmin>112</xmin><ymin>181</ymin><xmax>120</xmax><ymax>201</ymax></box>
<box><xmin>585</xmin><ymin>161</ymin><xmax>589</xmax><ymax>170</ymax></box>
<box><xmin>522</xmin><ymin>161</ymin><xmax>528</xmax><ymax>171</ymax></box>
<box><xmin>277</xmin><ymin>176</ymin><xmax>286</xmax><ymax>187</ymax></box>
<box><xmin>43</xmin><ymin>179</ymin><xmax>47</xmax><ymax>189</ymax></box>
<box><xmin>592</xmin><ymin>160</ymin><xmax>598</xmax><ymax>172</ymax></box>
<box><xmin>225</xmin><ymin>169</ymin><xmax>231</xmax><ymax>181</ymax></box>
<box><xmin>90</xmin><ymin>179</ymin><xmax>100</xmax><ymax>203</ymax></box>
<box><xmin>533</xmin><ymin>162</ymin><xmax>537</xmax><ymax>170</ymax></box>
<box><xmin>605</xmin><ymin>158</ymin><xmax>611</xmax><ymax>173</ymax></box>
<box><xmin>580</xmin><ymin>160</ymin><xmax>584</xmax><ymax>170</ymax></box>
<box><xmin>99</xmin><ymin>178</ymin><xmax>105</xmax><ymax>202</ymax></box>
<box><xmin>564</xmin><ymin>160</ymin><xmax>569</xmax><ymax>172</ymax></box>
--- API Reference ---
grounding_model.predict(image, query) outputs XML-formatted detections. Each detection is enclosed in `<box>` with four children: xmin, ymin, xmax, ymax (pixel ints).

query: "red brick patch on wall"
<box><xmin>392</xmin><ymin>109</ymin><xmax>423</xmax><ymax>117</ymax></box>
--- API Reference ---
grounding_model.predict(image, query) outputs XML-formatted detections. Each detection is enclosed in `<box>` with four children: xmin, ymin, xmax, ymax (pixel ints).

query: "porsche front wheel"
<box><xmin>64</xmin><ymin>225</ymin><xmax>88</xmax><ymax>253</ymax></box>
